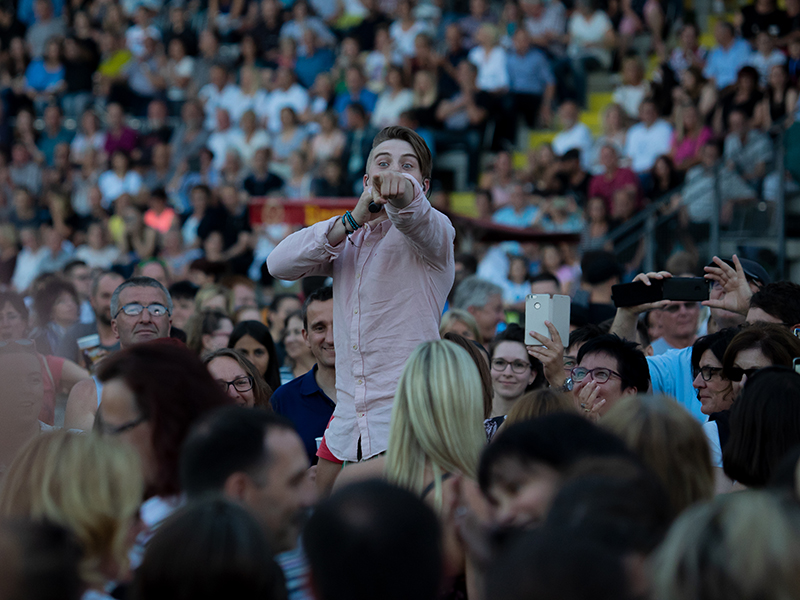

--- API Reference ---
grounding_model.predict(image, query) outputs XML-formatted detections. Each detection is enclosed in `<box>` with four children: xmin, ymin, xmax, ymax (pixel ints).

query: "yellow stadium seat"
<box><xmin>528</xmin><ymin>130</ymin><xmax>557</xmax><ymax>149</ymax></box>
<box><xmin>450</xmin><ymin>192</ymin><xmax>478</xmax><ymax>217</ymax></box>
<box><xmin>513</xmin><ymin>151</ymin><xmax>527</xmax><ymax>170</ymax></box>
<box><xmin>589</xmin><ymin>92</ymin><xmax>614</xmax><ymax>113</ymax></box>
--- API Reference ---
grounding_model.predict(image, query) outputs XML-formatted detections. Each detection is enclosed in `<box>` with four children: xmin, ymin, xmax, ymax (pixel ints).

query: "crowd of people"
<box><xmin>2</xmin><ymin>0</ymin><xmax>800</xmax><ymax>598</ymax></box>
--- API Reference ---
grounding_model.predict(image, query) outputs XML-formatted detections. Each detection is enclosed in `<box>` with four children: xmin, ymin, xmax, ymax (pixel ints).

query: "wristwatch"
<box><xmin>559</xmin><ymin>378</ymin><xmax>574</xmax><ymax>393</ymax></box>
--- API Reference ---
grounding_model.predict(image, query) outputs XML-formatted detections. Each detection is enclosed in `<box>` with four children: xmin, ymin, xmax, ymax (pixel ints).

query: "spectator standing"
<box><xmin>552</xmin><ymin>100</ymin><xmax>594</xmax><ymax>171</ymax></box>
<box><xmin>624</xmin><ymin>99</ymin><xmax>673</xmax><ymax>174</ymax></box>
<box><xmin>506</xmin><ymin>28</ymin><xmax>555</xmax><ymax>130</ymax></box>
<box><xmin>703</xmin><ymin>22</ymin><xmax>753</xmax><ymax>90</ymax></box>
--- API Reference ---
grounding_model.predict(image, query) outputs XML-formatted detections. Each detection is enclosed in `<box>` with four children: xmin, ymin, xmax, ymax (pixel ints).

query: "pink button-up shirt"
<box><xmin>267</xmin><ymin>174</ymin><xmax>455</xmax><ymax>461</ymax></box>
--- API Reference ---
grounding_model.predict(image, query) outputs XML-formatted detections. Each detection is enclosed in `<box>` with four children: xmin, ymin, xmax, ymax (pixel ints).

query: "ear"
<box><xmin>222</xmin><ymin>472</ymin><xmax>251</xmax><ymax>501</ymax></box>
<box><xmin>363</xmin><ymin>173</ymin><xmax>369</xmax><ymax>189</ymax></box>
<box><xmin>111</xmin><ymin>319</ymin><xmax>120</xmax><ymax>340</ymax></box>
<box><xmin>422</xmin><ymin>178</ymin><xmax>431</xmax><ymax>197</ymax></box>
<box><xmin>622</xmin><ymin>386</ymin><xmax>638</xmax><ymax>397</ymax></box>
<box><xmin>302</xmin><ymin>327</ymin><xmax>310</xmax><ymax>348</ymax></box>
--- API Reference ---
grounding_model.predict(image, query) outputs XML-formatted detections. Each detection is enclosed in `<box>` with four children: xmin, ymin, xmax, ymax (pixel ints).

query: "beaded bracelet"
<box><xmin>341</xmin><ymin>213</ymin><xmax>354</xmax><ymax>234</ymax></box>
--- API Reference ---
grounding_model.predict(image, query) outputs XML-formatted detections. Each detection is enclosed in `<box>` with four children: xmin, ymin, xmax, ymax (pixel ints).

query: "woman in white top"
<box><xmin>371</xmin><ymin>65</ymin><xmax>414</xmax><ymax>129</ymax></box>
<box><xmin>468</xmin><ymin>24</ymin><xmax>509</xmax><ymax>93</ymax></box>
<box><xmin>566</xmin><ymin>0</ymin><xmax>615</xmax><ymax>107</ymax></box>
<box><xmin>229</xmin><ymin>109</ymin><xmax>270</xmax><ymax>169</ymax></box>
<box><xmin>98</xmin><ymin>151</ymin><xmax>143</xmax><ymax>207</ymax></box>
<box><xmin>389</xmin><ymin>0</ymin><xmax>431</xmax><ymax>58</ymax></box>
<box><xmin>164</xmin><ymin>38</ymin><xmax>194</xmax><ymax>105</ymax></box>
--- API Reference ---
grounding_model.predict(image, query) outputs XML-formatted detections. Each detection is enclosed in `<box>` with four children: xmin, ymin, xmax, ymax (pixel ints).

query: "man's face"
<box><xmin>111</xmin><ymin>286</ymin><xmax>172</xmax><ymax>347</ymax></box>
<box><xmin>531</xmin><ymin>280</ymin><xmax>560</xmax><ymax>296</ymax></box>
<box><xmin>69</xmin><ymin>266</ymin><xmax>92</xmax><ymax>300</ymax></box>
<box><xmin>469</xmin><ymin>293</ymin><xmax>505</xmax><ymax>342</ymax></box>
<box><xmin>639</xmin><ymin>102</ymin><xmax>657</xmax><ymax>126</ymax></box>
<box><xmin>574</xmin><ymin>351</ymin><xmax>632</xmax><ymax>416</ymax></box>
<box><xmin>365</xmin><ymin>139</ymin><xmax>429</xmax><ymax>194</ymax></box>
<box><xmin>244</xmin><ymin>429</ymin><xmax>317</xmax><ymax>552</ymax></box>
<box><xmin>171</xmin><ymin>297</ymin><xmax>196</xmax><ymax>330</ymax></box>
<box><xmin>303</xmin><ymin>299</ymin><xmax>334</xmax><ymax>370</ymax></box>
<box><xmin>233</xmin><ymin>284</ymin><xmax>257</xmax><ymax>310</ymax></box>
<box><xmin>92</xmin><ymin>274</ymin><xmax>125</xmax><ymax>326</ymax></box>
<box><xmin>486</xmin><ymin>457</ymin><xmax>560</xmax><ymax>528</ymax></box>
<box><xmin>659</xmin><ymin>301</ymin><xmax>700</xmax><ymax>340</ymax></box>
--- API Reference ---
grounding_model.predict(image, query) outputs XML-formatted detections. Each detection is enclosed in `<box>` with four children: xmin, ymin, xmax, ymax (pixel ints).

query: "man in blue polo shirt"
<box><xmin>271</xmin><ymin>286</ymin><xmax>336</xmax><ymax>464</ymax></box>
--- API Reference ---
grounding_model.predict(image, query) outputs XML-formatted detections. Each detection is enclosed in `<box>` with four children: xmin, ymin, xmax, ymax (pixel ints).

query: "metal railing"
<box><xmin>602</xmin><ymin>120</ymin><xmax>791</xmax><ymax>279</ymax></box>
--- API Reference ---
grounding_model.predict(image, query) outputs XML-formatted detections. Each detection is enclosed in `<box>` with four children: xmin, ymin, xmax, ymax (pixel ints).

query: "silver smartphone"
<box><xmin>525</xmin><ymin>294</ymin><xmax>571</xmax><ymax>346</ymax></box>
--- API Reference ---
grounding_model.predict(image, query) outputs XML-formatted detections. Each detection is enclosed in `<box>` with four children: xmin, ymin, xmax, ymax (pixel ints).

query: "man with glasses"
<box><xmin>65</xmin><ymin>277</ymin><xmax>173</xmax><ymax>431</ymax></box>
<box><xmin>573</xmin><ymin>334</ymin><xmax>650</xmax><ymax>420</ymax></box>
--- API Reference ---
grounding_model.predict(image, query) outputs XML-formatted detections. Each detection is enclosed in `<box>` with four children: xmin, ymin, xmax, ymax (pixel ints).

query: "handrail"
<box><xmin>601</xmin><ymin>116</ymin><xmax>792</xmax><ymax>274</ymax></box>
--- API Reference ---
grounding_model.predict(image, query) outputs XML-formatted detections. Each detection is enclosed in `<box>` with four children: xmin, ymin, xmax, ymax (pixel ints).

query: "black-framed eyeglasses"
<box><xmin>693</xmin><ymin>366</ymin><xmax>724</xmax><ymax>381</ymax></box>
<box><xmin>662</xmin><ymin>302</ymin><xmax>699</xmax><ymax>313</ymax></box>
<box><xmin>571</xmin><ymin>366</ymin><xmax>622</xmax><ymax>384</ymax></box>
<box><xmin>491</xmin><ymin>358</ymin><xmax>531</xmax><ymax>374</ymax></box>
<box><xmin>99</xmin><ymin>414</ymin><xmax>148</xmax><ymax>436</ymax></box>
<box><xmin>728</xmin><ymin>366</ymin><xmax>762</xmax><ymax>382</ymax></box>
<box><xmin>216</xmin><ymin>376</ymin><xmax>254</xmax><ymax>393</ymax></box>
<box><xmin>115</xmin><ymin>303</ymin><xmax>170</xmax><ymax>318</ymax></box>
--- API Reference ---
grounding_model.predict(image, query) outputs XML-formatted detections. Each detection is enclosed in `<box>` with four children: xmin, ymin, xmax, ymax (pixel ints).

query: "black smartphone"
<box><xmin>662</xmin><ymin>278</ymin><xmax>710</xmax><ymax>302</ymax></box>
<box><xmin>611</xmin><ymin>280</ymin><xmax>664</xmax><ymax>308</ymax></box>
<box><xmin>612</xmin><ymin>277</ymin><xmax>709</xmax><ymax>308</ymax></box>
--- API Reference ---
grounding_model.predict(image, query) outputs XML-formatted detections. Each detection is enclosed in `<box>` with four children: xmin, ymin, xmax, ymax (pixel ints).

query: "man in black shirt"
<box><xmin>244</xmin><ymin>148</ymin><xmax>285</xmax><ymax>196</ymax></box>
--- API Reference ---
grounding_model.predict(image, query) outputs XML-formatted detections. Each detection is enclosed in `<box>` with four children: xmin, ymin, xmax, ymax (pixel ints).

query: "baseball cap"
<box><xmin>705</xmin><ymin>258</ymin><xmax>771</xmax><ymax>286</ymax></box>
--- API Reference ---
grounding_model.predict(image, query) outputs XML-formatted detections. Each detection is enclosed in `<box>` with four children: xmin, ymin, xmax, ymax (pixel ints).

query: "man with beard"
<box><xmin>64</xmin><ymin>277</ymin><xmax>173</xmax><ymax>430</ymax></box>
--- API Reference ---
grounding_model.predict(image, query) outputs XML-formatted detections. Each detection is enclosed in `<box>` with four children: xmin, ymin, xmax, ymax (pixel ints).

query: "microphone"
<box><xmin>368</xmin><ymin>201</ymin><xmax>383</xmax><ymax>213</ymax></box>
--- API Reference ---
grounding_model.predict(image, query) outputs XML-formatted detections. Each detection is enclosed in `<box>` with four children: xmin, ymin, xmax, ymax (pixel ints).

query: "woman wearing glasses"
<box><xmin>203</xmin><ymin>348</ymin><xmax>273</xmax><ymax>409</ymax></box>
<box><xmin>689</xmin><ymin>328</ymin><xmax>738</xmax><ymax>492</ymax></box>
<box><xmin>486</xmin><ymin>324</ymin><xmax>545</xmax><ymax>440</ymax></box>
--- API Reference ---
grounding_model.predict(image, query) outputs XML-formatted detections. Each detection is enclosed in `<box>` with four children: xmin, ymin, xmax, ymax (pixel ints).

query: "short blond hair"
<box><xmin>386</xmin><ymin>340</ymin><xmax>485</xmax><ymax>509</ymax></box>
<box><xmin>439</xmin><ymin>308</ymin><xmax>482</xmax><ymax>344</ymax></box>
<box><xmin>0</xmin><ymin>431</ymin><xmax>143</xmax><ymax>587</ymax></box>
<box><xmin>653</xmin><ymin>491</ymin><xmax>800</xmax><ymax>600</ymax></box>
<box><xmin>505</xmin><ymin>388</ymin><xmax>576</xmax><ymax>426</ymax></box>
<box><xmin>602</xmin><ymin>394</ymin><xmax>713</xmax><ymax>514</ymax></box>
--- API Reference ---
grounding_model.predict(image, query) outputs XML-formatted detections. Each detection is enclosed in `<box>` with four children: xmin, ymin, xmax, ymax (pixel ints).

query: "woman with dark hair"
<box><xmin>690</xmin><ymin>328</ymin><xmax>739</xmax><ymax>490</ymax></box>
<box><xmin>723</xmin><ymin>367</ymin><xmax>800</xmax><ymax>488</ymax></box>
<box><xmin>132</xmin><ymin>497</ymin><xmax>287</xmax><ymax>600</ymax></box>
<box><xmin>647</xmin><ymin>155</ymin><xmax>684</xmax><ymax>199</ymax></box>
<box><xmin>486</xmin><ymin>323</ymin><xmax>545</xmax><ymax>439</ymax></box>
<box><xmin>722</xmin><ymin>323</ymin><xmax>800</xmax><ymax>395</ymax></box>
<box><xmin>228</xmin><ymin>320</ymin><xmax>282</xmax><ymax>392</ymax></box>
<box><xmin>30</xmin><ymin>277</ymin><xmax>80</xmax><ymax>355</ymax></box>
<box><xmin>714</xmin><ymin>66</ymin><xmax>764</xmax><ymax>133</ymax></box>
<box><xmin>758</xmin><ymin>64</ymin><xmax>799</xmax><ymax>127</ymax></box>
<box><xmin>204</xmin><ymin>348</ymin><xmax>273</xmax><ymax>409</ymax></box>
<box><xmin>95</xmin><ymin>341</ymin><xmax>232</xmax><ymax>555</ymax></box>
<box><xmin>185</xmin><ymin>309</ymin><xmax>234</xmax><ymax>357</ymax></box>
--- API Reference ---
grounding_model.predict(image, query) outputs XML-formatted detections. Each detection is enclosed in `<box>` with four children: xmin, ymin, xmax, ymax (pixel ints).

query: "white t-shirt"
<box><xmin>74</xmin><ymin>245</ymin><xmax>121</xmax><ymax>269</ymax></box>
<box><xmin>468</xmin><ymin>45</ymin><xmax>509</xmax><ymax>92</ymax></box>
<box><xmin>227</xmin><ymin>129</ymin><xmax>271</xmax><ymax>168</ymax></box>
<box><xmin>98</xmin><ymin>170</ymin><xmax>143</xmax><ymax>206</ymax></box>
<box><xmin>612</xmin><ymin>83</ymin><xmax>649</xmax><ymax>119</ymax></box>
<box><xmin>567</xmin><ymin>11</ymin><xmax>613</xmax><ymax>68</ymax></box>
<box><xmin>263</xmin><ymin>85</ymin><xmax>310</xmax><ymax>133</ymax></box>
<box><xmin>371</xmin><ymin>89</ymin><xmax>414</xmax><ymax>129</ymax></box>
<box><xmin>552</xmin><ymin>122</ymin><xmax>594</xmax><ymax>169</ymax></box>
<box><xmin>198</xmin><ymin>83</ymin><xmax>242</xmax><ymax>130</ymax></box>
<box><xmin>624</xmin><ymin>119</ymin><xmax>673</xmax><ymax>173</ymax></box>
<box><xmin>389</xmin><ymin>20</ymin><xmax>430</xmax><ymax>58</ymax></box>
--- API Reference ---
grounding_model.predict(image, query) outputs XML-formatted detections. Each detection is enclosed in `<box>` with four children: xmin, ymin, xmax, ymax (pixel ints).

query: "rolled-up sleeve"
<box><xmin>266</xmin><ymin>216</ymin><xmax>342</xmax><ymax>281</ymax></box>
<box><xmin>385</xmin><ymin>174</ymin><xmax>456</xmax><ymax>273</ymax></box>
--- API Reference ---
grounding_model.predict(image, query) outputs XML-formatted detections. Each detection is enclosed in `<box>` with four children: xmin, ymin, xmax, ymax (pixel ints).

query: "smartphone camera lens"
<box><xmin>534</xmin><ymin>302</ymin><xmax>541</xmax><ymax>310</ymax></box>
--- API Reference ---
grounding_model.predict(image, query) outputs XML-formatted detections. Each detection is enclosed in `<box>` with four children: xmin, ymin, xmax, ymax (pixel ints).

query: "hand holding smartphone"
<box><xmin>525</xmin><ymin>294</ymin><xmax>571</xmax><ymax>346</ymax></box>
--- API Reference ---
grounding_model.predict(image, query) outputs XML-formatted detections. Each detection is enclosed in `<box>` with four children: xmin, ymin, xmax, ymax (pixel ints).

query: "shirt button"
<box><xmin>354</xmin><ymin>309</ymin><xmax>358</xmax><ymax>314</ymax></box>
<box><xmin>353</xmin><ymin>344</ymin><xmax>358</xmax><ymax>350</ymax></box>
<box><xmin>355</xmin><ymin>273</ymin><xmax>360</xmax><ymax>279</ymax></box>
<box><xmin>365</xmin><ymin>242</ymin><xmax>371</xmax><ymax>247</ymax></box>
<box><xmin>357</xmin><ymin>379</ymin><xmax>363</xmax><ymax>385</ymax></box>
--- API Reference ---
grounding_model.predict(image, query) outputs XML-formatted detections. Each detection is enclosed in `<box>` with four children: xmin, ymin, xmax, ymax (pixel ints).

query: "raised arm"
<box><xmin>379</xmin><ymin>173</ymin><xmax>455</xmax><ymax>271</ymax></box>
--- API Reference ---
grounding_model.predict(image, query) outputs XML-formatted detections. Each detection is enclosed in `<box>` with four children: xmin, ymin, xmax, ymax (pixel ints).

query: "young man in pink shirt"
<box><xmin>268</xmin><ymin>126</ymin><xmax>455</xmax><ymax>463</ymax></box>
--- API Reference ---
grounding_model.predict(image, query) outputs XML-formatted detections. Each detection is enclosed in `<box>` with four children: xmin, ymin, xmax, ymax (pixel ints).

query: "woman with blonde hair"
<box><xmin>652</xmin><ymin>491</ymin><xmax>800</xmax><ymax>600</ymax></box>
<box><xmin>194</xmin><ymin>283</ymin><xmax>233</xmax><ymax>314</ymax></box>
<box><xmin>602</xmin><ymin>394</ymin><xmax>713</xmax><ymax>514</ymax></box>
<box><xmin>0</xmin><ymin>431</ymin><xmax>144</xmax><ymax>599</ymax></box>
<box><xmin>203</xmin><ymin>348</ymin><xmax>273</xmax><ymax>409</ymax></box>
<box><xmin>439</xmin><ymin>308</ymin><xmax>482</xmax><ymax>344</ymax></box>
